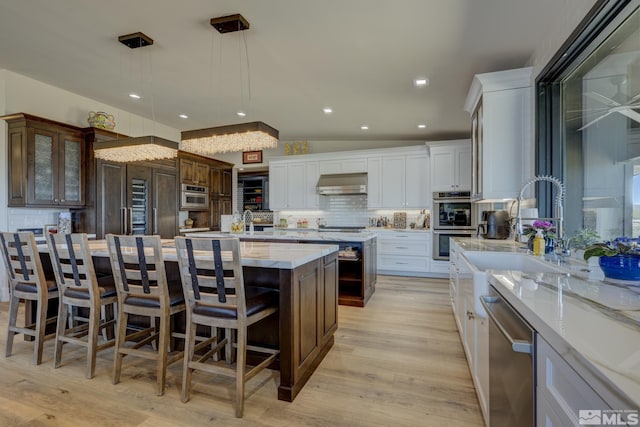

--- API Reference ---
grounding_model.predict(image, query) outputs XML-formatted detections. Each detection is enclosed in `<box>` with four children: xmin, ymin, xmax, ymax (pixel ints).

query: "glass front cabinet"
<box><xmin>3</xmin><ymin>113</ymin><xmax>85</xmax><ymax>207</ymax></box>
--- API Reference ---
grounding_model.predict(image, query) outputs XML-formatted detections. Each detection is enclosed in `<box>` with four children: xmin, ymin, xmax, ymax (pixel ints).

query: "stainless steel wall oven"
<box><xmin>432</xmin><ymin>191</ymin><xmax>477</xmax><ymax>260</ymax></box>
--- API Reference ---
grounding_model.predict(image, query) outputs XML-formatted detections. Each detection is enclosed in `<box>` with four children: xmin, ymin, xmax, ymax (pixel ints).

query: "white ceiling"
<box><xmin>0</xmin><ymin>0</ymin><xmax>557</xmax><ymax>142</ymax></box>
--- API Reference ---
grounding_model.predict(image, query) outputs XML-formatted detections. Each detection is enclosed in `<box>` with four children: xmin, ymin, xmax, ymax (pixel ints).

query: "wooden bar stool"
<box><xmin>106</xmin><ymin>234</ymin><xmax>185</xmax><ymax>396</ymax></box>
<box><xmin>0</xmin><ymin>231</ymin><xmax>58</xmax><ymax>365</ymax></box>
<box><xmin>175</xmin><ymin>236</ymin><xmax>279</xmax><ymax>417</ymax></box>
<box><xmin>47</xmin><ymin>233</ymin><xmax>117</xmax><ymax>378</ymax></box>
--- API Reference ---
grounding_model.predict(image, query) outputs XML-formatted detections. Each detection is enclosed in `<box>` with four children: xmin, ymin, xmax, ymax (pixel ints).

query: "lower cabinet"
<box><xmin>210</xmin><ymin>196</ymin><xmax>232</xmax><ymax>231</ymax></box>
<box><xmin>536</xmin><ymin>336</ymin><xmax>610</xmax><ymax>427</ymax></box>
<box><xmin>376</xmin><ymin>231</ymin><xmax>430</xmax><ymax>275</ymax></box>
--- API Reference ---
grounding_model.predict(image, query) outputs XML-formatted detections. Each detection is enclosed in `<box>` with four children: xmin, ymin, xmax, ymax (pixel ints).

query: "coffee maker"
<box><xmin>477</xmin><ymin>210</ymin><xmax>511</xmax><ymax>239</ymax></box>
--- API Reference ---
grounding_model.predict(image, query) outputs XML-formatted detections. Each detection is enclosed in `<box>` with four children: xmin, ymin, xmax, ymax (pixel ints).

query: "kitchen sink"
<box><xmin>463</xmin><ymin>251</ymin><xmax>565</xmax><ymax>273</ymax></box>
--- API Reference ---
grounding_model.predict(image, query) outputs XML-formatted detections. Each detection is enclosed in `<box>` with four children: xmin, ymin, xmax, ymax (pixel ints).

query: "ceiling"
<box><xmin>0</xmin><ymin>0</ymin><xmax>558</xmax><ymax>142</ymax></box>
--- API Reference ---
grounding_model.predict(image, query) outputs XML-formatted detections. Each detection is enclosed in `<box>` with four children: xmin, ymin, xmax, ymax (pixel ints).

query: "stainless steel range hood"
<box><xmin>316</xmin><ymin>172</ymin><xmax>367</xmax><ymax>195</ymax></box>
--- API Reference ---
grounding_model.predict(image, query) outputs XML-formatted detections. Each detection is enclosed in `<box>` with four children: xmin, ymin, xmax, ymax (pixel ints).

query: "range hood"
<box><xmin>316</xmin><ymin>172</ymin><xmax>367</xmax><ymax>195</ymax></box>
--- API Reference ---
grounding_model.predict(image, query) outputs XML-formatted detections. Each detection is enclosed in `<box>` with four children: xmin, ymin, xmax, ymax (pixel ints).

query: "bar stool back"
<box><xmin>175</xmin><ymin>236</ymin><xmax>279</xmax><ymax>417</ymax></box>
<box><xmin>106</xmin><ymin>234</ymin><xmax>185</xmax><ymax>396</ymax></box>
<box><xmin>47</xmin><ymin>233</ymin><xmax>117</xmax><ymax>378</ymax></box>
<box><xmin>0</xmin><ymin>231</ymin><xmax>58</xmax><ymax>365</ymax></box>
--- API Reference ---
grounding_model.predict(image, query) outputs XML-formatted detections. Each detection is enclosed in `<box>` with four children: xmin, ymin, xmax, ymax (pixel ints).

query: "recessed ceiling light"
<box><xmin>414</xmin><ymin>78</ymin><xmax>429</xmax><ymax>87</ymax></box>
<box><xmin>129</xmin><ymin>93</ymin><xmax>141</xmax><ymax>99</ymax></box>
<box><xmin>360</xmin><ymin>125</ymin><xmax>369</xmax><ymax>130</ymax></box>
<box><xmin>179</xmin><ymin>114</ymin><xmax>188</xmax><ymax>119</ymax></box>
<box><xmin>237</xmin><ymin>111</ymin><xmax>246</xmax><ymax>117</ymax></box>
<box><xmin>418</xmin><ymin>124</ymin><xmax>427</xmax><ymax>129</ymax></box>
<box><xmin>323</xmin><ymin>107</ymin><xmax>333</xmax><ymax>114</ymax></box>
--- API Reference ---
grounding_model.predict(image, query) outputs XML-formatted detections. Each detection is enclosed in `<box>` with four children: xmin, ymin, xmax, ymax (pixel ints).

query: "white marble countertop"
<box><xmin>454</xmin><ymin>238</ymin><xmax>640</xmax><ymax>409</ymax></box>
<box><xmin>39</xmin><ymin>239</ymin><xmax>338</xmax><ymax>270</ymax></box>
<box><xmin>189</xmin><ymin>230</ymin><xmax>377</xmax><ymax>243</ymax></box>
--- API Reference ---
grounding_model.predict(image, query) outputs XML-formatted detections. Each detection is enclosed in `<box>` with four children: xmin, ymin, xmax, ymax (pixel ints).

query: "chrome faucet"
<box><xmin>243</xmin><ymin>209</ymin><xmax>254</xmax><ymax>235</ymax></box>
<box><xmin>515</xmin><ymin>175</ymin><xmax>570</xmax><ymax>258</ymax></box>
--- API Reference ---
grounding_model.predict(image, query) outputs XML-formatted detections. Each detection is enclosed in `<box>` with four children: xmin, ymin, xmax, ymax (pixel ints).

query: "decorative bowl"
<box><xmin>599</xmin><ymin>254</ymin><xmax>640</xmax><ymax>281</ymax></box>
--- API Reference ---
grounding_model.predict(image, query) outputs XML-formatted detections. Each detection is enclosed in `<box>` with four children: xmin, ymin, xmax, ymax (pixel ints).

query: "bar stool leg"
<box><xmin>113</xmin><ymin>310</ymin><xmax>128</xmax><ymax>385</ymax></box>
<box><xmin>5</xmin><ymin>295</ymin><xmax>19</xmax><ymax>357</ymax></box>
<box><xmin>53</xmin><ymin>300</ymin><xmax>68</xmax><ymax>368</ymax></box>
<box><xmin>34</xmin><ymin>297</ymin><xmax>47</xmax><ymax>365</ymax></box>
<box><xmin>235</xmin><ymin>326</ymin><xmax>247</xmax><ymax>418</ymax></box>
<box><xmin>156</xmin><ymin>314</ymin><xmax>170</xmax><ymax>396</ymax></box>
<box><xmin>86</xmin><ymin>303</ymin><xmax>100</xmax><ymax>379</ymax></box>
<box><xmin>181</xmin><ymin>319</ymin><xmax>197</xmax><ymax>403</ymax></box>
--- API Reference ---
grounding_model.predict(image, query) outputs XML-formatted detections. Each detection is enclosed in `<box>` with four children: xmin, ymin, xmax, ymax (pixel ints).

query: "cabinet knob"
<box><xmin>61</xmin><ymin>199</ymin><xmax>65</xmax><ymax>203</ymax></box>
<box><xmin>54</xmin><ymin>199</ymin><xmax>58</xmax><ymax>202</ymax></box>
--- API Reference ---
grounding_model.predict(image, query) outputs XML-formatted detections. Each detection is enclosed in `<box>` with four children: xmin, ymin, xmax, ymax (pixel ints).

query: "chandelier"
<box><xmin>94</xmin><ymin>136</ymin><xmax>178</xmax><ymax>162</ymax></box>
<box><xmin>93</xmin><ymin>31</ymin><xmax>179</xmax><ymax>162</ymax></box>
<box><xmin>180</xmin><ymin>121</ymin><xmax>278</xmax><ymax>156</ymax></box>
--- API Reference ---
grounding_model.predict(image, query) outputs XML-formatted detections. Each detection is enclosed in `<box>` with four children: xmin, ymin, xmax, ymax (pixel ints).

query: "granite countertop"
<box><xmin>38</xmin><ymin>239</ymin><xmax>338</xmax><ymax>270</ymax></box>
<box><xmin>453</xmin><ymin>237</ymin><xmax>640</xmax><ymax>409</ymax></box>
<box><xmin>189</xmin><ymin>230</ymin><xmax>378</xmax><ymax>243</ymax></box>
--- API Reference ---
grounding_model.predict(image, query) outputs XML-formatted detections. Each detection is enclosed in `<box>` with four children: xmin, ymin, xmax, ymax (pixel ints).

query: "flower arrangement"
<box><xmin>583</xmin><ymin>237</ymin><xmax>640</xmax><ymax>261</ymax></box>
<box><xmin>522</xmin><ymin>220</ymin><xmax>556</xmax><ymax>239</ymax></box>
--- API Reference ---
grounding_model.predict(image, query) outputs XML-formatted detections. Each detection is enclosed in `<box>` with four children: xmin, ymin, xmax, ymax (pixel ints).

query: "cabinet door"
<box><xmin>221</xmin><ymin>170</ymin><xmax>232</xmax><ymax>197</ymax></box>
<box><xmin>269</xmin><ymin>164</ymin><xmax>287</xmax><ymax>209</ymax></box>
<box><xmin>381</xmin><ymin>156</ymin><xmax>404</xmax><ymax>207</ymax></box>
<box><xmin>456</xmin><ymin>146</ymin><xmax>472</xmax><ymax>191</ymax></box>
<box><xmin>286</xmin><ymin>163</ymin><xmax>306</xmax><ymax>208</ymax></box>
<box><xmin>342</xmin><ymin>159</ymin><xmax>366</xmax><ymax>173</ymax></box>
<box><xmin>404</xmin><ymin>155</ymin><xmax>427</xmax><ymax>207</ymax></box>
<box><xmin>321</xmin><ymin>254</ymin><xmax>338</xmax><ymax>341</ymax></box>
<box><xmin>8</xmin><ymin>126</ymin><xmax>27</xmax><ymax>206</ymax></box>
<box><xmin>179</xmin><ymin>158</ymin><xmax>196</xmax><ymax>184</ymax></box>
<box><xmin>27</xmin><ymin>127</ymin><xmax>58</xmax><ymax>205</ymax></box>
<box><xmin>59</xmin><ymin>133</ymin><xmax>84</xmax><ymax>206</ymax></box>
<box><xmin>152</xmin><ymin>168</ymin><xmax>178</xmax><ymax>238</ymax></box>
<box><xmin>97</xmin><ymin>161</ymin><xmax>126</xmax><ymax>238</ymax></box>
<box><xmin>210</xmin><ymin>167</ymin><xmax>221</xmax><ymax>196</ymax></box>
<box><xmin>195</xmin><ymin>163</ymin><xmax>210</xmax><ymax>187</ymax></box>
<box><xmin>430</xmin><ymin>148</ymin><xmax>456</xmax><ymax>191</ymax></box>
<box><xmin>318</xmin><ymin>160</ymin><xmax>342</xmax><ymax>174</ymax></box>
<box><xmin>367</xmin><ymin>157</ymin><xmax>383</xmax><ymax>208</ymax></box>
<box><xmin>306</xmin><ymin>161</ymin><xmax>320</xmax><ymax>209</ymax></box>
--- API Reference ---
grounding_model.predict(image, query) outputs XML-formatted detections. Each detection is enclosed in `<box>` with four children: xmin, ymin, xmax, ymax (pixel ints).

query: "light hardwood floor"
<box><xmin>0</xmin><ymin>276</ymin><xmax>483</xmax><ymax>427</ymax></box>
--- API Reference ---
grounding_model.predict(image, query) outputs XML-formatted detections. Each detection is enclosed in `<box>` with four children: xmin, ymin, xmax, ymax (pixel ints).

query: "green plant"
<box><xmin>583</xmin><ymin>237</ymin><xmax>640</xmax><ymax>261</ymax></box>
<box><xmin>569</xmin><ymin>228</ymin><xmax>600</xmax><ymax>250</ymax></box>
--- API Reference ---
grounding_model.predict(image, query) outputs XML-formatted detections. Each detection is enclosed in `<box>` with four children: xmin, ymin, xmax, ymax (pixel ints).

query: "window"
<box><xmin>537</xmin><ymin>0</ymin><xmax>640</xmax><ymax>241</ymax></box>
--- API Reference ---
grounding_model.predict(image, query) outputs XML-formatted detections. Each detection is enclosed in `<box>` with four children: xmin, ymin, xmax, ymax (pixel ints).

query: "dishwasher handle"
<box><xmin>480</xmin><ymin>295</ymin><xmax>532</xmax><ymax>355</ymax></box>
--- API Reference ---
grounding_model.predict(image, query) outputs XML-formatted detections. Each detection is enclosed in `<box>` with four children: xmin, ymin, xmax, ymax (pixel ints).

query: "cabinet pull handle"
<box><xmin>120</xmin><ymin>207</ymin><xmax>126</xmax><ymax>234</ymax></box>
<box><xmin>395</xmin><ymin>246</ymin><xmax>409</xmax><ymax>249</ymax></box>
<box><xmin>396</xmin><ymin>262</ymin><xmax>409</xmax><ymax>265</ymax></box>
<box><xmin>153</xmin><ymin>208</ymin><xmax>158</xmax><ymax>235</ymax></box>
<box><xmin>128</xmin><ymin>207</ymin><xmax>133</xmax><ymax>235</ymax></box>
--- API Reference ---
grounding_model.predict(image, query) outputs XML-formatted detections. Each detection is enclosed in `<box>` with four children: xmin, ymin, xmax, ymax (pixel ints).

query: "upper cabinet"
<box><xmin>319</xmin><ymin>159</ymin><xmax>366</xmax><ymax>174</ymax></box>
<box><xmin>179</xmin><ymin>157</ymin><xmax>210</xmax><ymax>187</ymax></box>
<box><xmin>211</xmin><ymin>166</ymin><xmax>232</xmax><ymax>197</ymax></box>
<box><xmin>427</xmin><ymin>141</ymin><xmax>471</xmax><ymax>192</ymax></box>
<box><xmin>464</xmin><ymin>67</ymin><xmax>532</xmax><ymax>201</ymax></box>
<box><xmin>3</xmin><ymin>113</ymin><xmax>84</xmax><ymax>207</ymax></box>
<box><xmin>269</xmin><ymin>162</ymin><xmax>307</xmax><ymax>209</ymax></box>
<box><xmin>378</xmin><ymin>153</ymin><xmax>428</xmax><ymax>208</ymax></box>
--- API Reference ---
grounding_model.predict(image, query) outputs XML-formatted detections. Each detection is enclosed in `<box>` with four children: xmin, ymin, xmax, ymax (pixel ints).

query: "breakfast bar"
<box><xmin>38</xmin><ymin>239</ymin><xmax>339</xmax><ymax>402</ymax></box>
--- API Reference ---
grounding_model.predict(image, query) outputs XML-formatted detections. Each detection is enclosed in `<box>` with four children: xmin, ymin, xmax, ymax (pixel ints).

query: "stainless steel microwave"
<box><xmin>181</xmin><ymin>184</ymin><xmax>209</xmax><ymax>210</ymax></box>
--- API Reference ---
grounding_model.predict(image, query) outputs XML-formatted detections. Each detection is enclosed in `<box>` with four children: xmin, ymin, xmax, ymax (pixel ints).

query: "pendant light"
<box><xmin>94</xmin><ymin>32</ymin><xmax>178</xmax><ymax>162</ymax></box>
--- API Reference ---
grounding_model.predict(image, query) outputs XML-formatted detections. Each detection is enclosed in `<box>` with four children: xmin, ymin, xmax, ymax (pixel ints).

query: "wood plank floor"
<box><xmin>0</xmin><ymin>276</ymin><xmax>483</xmax><ymax>426</ymax></box>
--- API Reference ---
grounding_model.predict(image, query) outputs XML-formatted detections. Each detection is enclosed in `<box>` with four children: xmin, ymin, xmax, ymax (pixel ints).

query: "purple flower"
<box><xmin>532</xmin><ymin>220</ymin><xmax>553</xmax><ymax>230</ymax></box>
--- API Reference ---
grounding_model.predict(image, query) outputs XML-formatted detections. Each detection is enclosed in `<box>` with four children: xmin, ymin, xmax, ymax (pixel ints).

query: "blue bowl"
<box><xmin>599</xmin><ymin>254</ymin><xmax>640</xmax><ymax>281</ymax></box>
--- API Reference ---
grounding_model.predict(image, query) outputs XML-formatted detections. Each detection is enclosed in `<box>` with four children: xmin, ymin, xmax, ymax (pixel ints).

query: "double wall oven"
<box><xmin>432</xmin><ymin>191</ymin><xmax>477</xmax><ymax>261</ymax></box>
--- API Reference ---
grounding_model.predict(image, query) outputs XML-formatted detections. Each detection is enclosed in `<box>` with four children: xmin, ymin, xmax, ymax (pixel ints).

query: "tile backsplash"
<box><xmin>319</xmin><ymin>194</ymin><xmax>368</xmax><ymax>226</ymax></box>
<box><xmin>6</xmin><ymin>207</ymin><xmax>69</xmax><ymax>231</ymax></box>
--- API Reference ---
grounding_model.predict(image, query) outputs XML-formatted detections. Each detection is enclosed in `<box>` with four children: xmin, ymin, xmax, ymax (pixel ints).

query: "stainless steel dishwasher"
<box><xmin>480</xmin><ymin>285</ymin><xmax>535</xmax><ymax>426</ymax></box>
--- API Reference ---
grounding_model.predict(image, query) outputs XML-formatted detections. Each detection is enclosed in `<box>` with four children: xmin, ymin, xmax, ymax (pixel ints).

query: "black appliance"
<box><xmin>478</xmin><ymin>210</ymin><xmax>511</xmax><ymax>239</ymax></box>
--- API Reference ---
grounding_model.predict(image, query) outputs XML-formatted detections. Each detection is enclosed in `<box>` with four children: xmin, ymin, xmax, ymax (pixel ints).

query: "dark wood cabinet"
<box><xmin>210</xmin><ymin>196</ymin><xmax>232</xmax><ymax>231</ymax></box>
<box><xmin>179</xmin><ymin>158</ymin><xmax>210</xmax><ymax>187</ymax></box>
<box><xmin>211</xmin><ymin>167</ymin><xmax>232</xmax><ymax>197</ymax></box>
<box><xmin>3</xmin><ymin>113</ymin><xmax>84</xmax><ymax>207</ymax></box>
<box><xmin>96</xmin><ymin>159</ymin><xmax>178</xmax><ymax>239</ymax></box>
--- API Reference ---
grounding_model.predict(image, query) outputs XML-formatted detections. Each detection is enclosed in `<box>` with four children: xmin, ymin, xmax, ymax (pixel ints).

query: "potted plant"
<box><xmin>522</xmin><ymin>220</ymin><xmax>556</xmax><ymax>253</ymax></box>
<box><xmin>583</xmin><ymin>237</ymin><xmax>640</xmax><ymax>281</ymax></box>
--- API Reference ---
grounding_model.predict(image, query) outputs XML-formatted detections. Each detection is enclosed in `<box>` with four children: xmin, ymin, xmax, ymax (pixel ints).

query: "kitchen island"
<box><xmin>451</xmin><ymin>238</ymin><xmax>640</xmax><ymax>424</ymax></box>
<box><xmin>38</xmin><ymin>239</ymin><xmax>339</xmax><ymax>402</ymax></box>
<box><xmin>190</xmin><ymin>230</ymin><xmax>377</xmax><ymax>307</ymax></box>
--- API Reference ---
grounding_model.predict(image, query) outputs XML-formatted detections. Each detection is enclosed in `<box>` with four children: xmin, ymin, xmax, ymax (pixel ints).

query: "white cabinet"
<box><xmin>376</xmin><ymin>231</ymin><xmax>430</xmax><ymax>275</ymax></box>
<box><xmin>379</xmin><ymin>153</ymin><xmax>429</xmax><ymax>208</ymax></box>
<box><xmin>464</xmin><ymin>67</ymin><xmax>532</xmax><ymax>201</ymax></box>
<box><xmin>366</xmin><ymin>157</ymin><xmax>383</xmax><ymax>208</ymax></box>
<box><xmin>428</xmin><ymin>141</ymin><xmax>471</xmax><ymax>192</ymax></box>
<box><xmin>305</xmin><ymin>161</ymin><xmax>320</xmax><ymax>209</ymax></box>
<box><xmin>269</xmin><ymin>162</ymin><xmax>307</xmax><ymax>209</ymax></box>
<box><xmin>536</xmin><ymin>336</ymin><xmax>610</xmax><ymax>427</ymax></box>
<box><xmin>319</xmin><ymin>159</ymin><xmax>366</xmax><ymax>174</ymax></box>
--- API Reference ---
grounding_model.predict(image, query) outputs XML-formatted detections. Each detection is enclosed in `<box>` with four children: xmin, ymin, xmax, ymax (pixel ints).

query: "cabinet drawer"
<box><xmin>376</xmin><ymin>231</ymin><xmax>429</xmax><ymax>242</ymax></box>
<box><xmin>378</xmin><ymin>255</ymin><xmax>429</xmax><ymax>272</ymax></box>
<box><xmin>537</xmin><ymin>336</ymin><xmax>610</xmax><ymax>426</ymax></box>
<box><xmin>378</xmin><ymin>240</ymin><xmax>428</xmax><ymax>256</ymax></box>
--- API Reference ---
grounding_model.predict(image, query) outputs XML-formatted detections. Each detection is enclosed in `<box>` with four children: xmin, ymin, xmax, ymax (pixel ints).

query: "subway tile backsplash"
<box><xmin>6</xmin><ymin>207</ymin><xmax>68</xmax><ymax>231</ymax></box>
<box><xmin>319</xmin><ymin>195</ymin><xmax>368</xmax><ymax>226</ymax></box>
